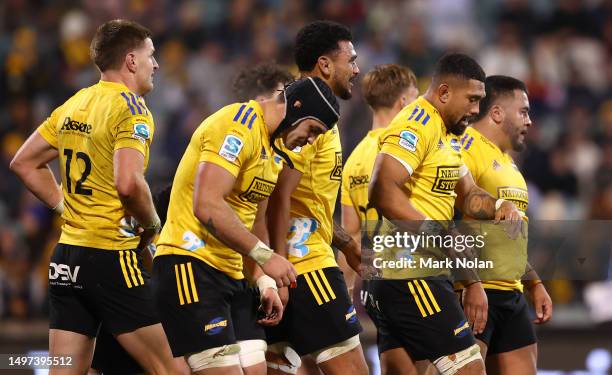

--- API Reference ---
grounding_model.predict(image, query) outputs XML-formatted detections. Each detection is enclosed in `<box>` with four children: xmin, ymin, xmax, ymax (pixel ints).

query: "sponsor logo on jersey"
<box><xmin>349</xmin><ymin>174</ymin><xmax>370</xmax><ymax>189</ymax></box>
<box><xmin>219</xmin><ymin>135</ymin><xmax>244</xmax><ymax>162</ymax></box>
<box><xmin>437</xmin><ymin>139</ymin><xmax>444</xmax><ymax>149</ymax></box>
<box><xmin>261</xmin><ymin>146</ymin><xmax>268</xmax><ymax>160</ymax></box>
<box><xmin>345</xmin><ymin>305</ymin><xmax>358</xmax><ymax>323</ymax></box>
<box><xmin>133</xmin><ymin>123</ymin><xmax>150</xmax><ymax>143</ymax></box>
<box><xmin>431</xmin><ymin>166</ymin><xmax>461</xmax><ymax>195</ymax></box>
<box><xmin>239</xmin><ymin>177</ymin><xmax>276</xmax><ymax>203</ymax></box>
<box><xmin>454</xmin><ymin>320</ymin><xmax>470</xmax><ymax>337</ymax></box>
<box><xmin>49</xmin><ymin>263</ymin><xmax>80</xmax><ymax>283</ymax></box>
<box><xmin>330</xmin><ymin>152</ymin><xmax>343</xmax><ymax>181</ymax></box>
<box><xmin>492</xmin><ymin>160</ymin><xmax>501</xmax><ymax>170</ymax></box>
<box><xmin>204</xmin><ymin>317</ymin><xmax>228</xmax><ymax>335</ymax></box>
<box><xmin>399</xmin><ymin>130</ymin><xmax>419</xmax><ymax>152</ymax></box>
<box><xmin>497</xmin><ymin>187</ymin><xmax>529</xmax><ymax>212</ymax></box>
<box><xmin>61</xmin><ymin>117</ymin><xmax>92</xmax><ymax>134</ymax></box>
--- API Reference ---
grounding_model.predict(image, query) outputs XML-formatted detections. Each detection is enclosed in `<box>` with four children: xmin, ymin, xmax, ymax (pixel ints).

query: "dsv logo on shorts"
<box><xmin>49</xmin><ymin>263</ymin><xmax>80</xmax><ymax>282</ymax></box>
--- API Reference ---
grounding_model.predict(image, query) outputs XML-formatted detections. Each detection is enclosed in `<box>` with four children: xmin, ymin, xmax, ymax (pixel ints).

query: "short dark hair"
<box><xmin>362</xmin><ymin>64</ymin><xmax>417</xmax><ymax>110</ymax></box>
<box><xmin>294</xmin><ymin>20</ymin><xmax>352</xmax><ymax>72</ymax></box>
<box><xmin>90</xmin><ymin>19</ymin><xmax>152</xmax><ymax>72</ymax></box>
<box><xmin>432</xmin><ymin>53</ymin><xmax>485</xmax><ymax>83</ymax></box>
<box><xmin>473</xmin><ymin>75</ymin><xmax>528</xmax><ymax>122</ymax></box>
<box><xmin>232</xmin><ymin>63</ymin><xmax>294</xmax><ymax>101</ymax></box>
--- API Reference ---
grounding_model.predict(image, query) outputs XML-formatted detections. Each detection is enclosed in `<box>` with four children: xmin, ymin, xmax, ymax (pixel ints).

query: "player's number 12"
<box><xmin>63</xmin><ymin>148</ymin><xmax>92</xmax><ymax>195</ymax></box>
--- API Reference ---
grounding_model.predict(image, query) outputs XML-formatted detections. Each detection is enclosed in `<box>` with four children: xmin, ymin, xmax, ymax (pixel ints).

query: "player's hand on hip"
<box><xmin>262</xmin><ymin>253</ymin><xmax>298</xmax><ymax>288</ymax></box>
<box><xmin>529</xmin><ymin>283</ymin><xmax>552</xmax><ymax>324</ymax></box>
<box><xmin>494</xmin><ymin>200</ymin><xmax>524</xmax><ymax>239</ymax></box>
<box><xmin>462</xmin><ymin>282</ymin><xmax>488</xmax><ymax>335</ymax></box>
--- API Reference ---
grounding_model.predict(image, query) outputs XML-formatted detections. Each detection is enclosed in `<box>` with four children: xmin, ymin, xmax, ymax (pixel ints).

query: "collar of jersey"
<box><xmin>98</xmin><ymin>80</ymin><xmax>132</xmax><ymax>92</ymax></box>
<box><xmin>414</xmin><ymin>96</ymin><xmax>446</xmax><ymax>134</ymax></box>
<box><xmin>468</xmin><ymin>126</ymin><xmax>508</xmax><ymax>159</ymax></box>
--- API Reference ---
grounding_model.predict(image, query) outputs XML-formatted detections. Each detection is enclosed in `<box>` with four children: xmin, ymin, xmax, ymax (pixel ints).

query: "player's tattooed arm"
<box><xmin>462</xmin><ymin>186</ymin><xmax>497</xmax><ymax>219</ymax></box>
<box><xmin>332</xmin><ymin>221</ymin><xmax>353</xmax><ymax>250</ymax></box>
<box><xmin>194</xmin><ymin>162</ymin><xmax>261</xmax><ymax>256</ymax></box>
<box><xmin>203</xmin><ymin>218</ymin><xmax>217</xmax><ymax>237</ymax></box>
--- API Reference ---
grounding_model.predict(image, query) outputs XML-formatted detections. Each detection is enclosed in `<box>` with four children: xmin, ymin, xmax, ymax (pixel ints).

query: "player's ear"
<box><xmin>438</xmin><ymin>84</ymin><xmax>450</xmax><ymax>104</ymax></box>
<box><xmin>125</xmin><ymin>52</ymin><xmax>137</xmax><ymax>73</ymax></box>
<box><xmin>490</xmin><ymin>105</ymin><xmax>504</xmax><ymax>124</ymax></box>
<box><xmin>317</xmin><ymin>56</ymin><xmax>332</xmax><ymax>77</ymax></box>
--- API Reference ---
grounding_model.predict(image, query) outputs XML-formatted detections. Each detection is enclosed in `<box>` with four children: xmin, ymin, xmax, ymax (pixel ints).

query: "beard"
<box><xmin>503</xmin><ymin>121</ymin><xmax>526</xmax><ymax>152</ymax></box>
<box><xmin>332</xmin><ymin>77</ymin><xmax>353</xmax><ymax>100</ymax></box>
<box><xmin>511</xmin><ymin>133</ymin><xmax>526</xmax><ymax>152</ymax></box>
<box><xmin>449</xmin><ymin>116</ymin><xmax>471</xmax><ymax>136</ymax></box>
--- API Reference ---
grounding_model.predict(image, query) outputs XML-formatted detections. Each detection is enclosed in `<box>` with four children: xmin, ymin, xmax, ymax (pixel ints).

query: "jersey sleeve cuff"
<box><xmin>114</xmin><ymin>139</ymin><xmax>147</xmax><ymax>157</ymax></box>
<box><xmin>381</xmin><ymin>152</ymin><xmax>414</xmax><ymax>175</ymax></box>
<box><xmin>199</xmin><ymin>151</ymin><xmax>240</xmax><ymax>178</ymax></box>
<box><xmin>37</xmin><ymin>127</ymin><xmax>58</xmax><ymax>149</ymax></box>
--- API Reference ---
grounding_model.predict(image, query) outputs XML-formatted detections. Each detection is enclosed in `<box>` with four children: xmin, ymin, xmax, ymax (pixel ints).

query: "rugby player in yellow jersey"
<box><xmin>230</xmin><ymin>63</ymin><xmax>294</xmax><ymax>375</ymax></box>
<box><xmin>152</xmin><ymin>77</ymin><xmax>340</xmax><ymax>375</ymax></box>
<box><xmin>10</xmin><ymin>20</ymin><xmax>181</xmax><ymax>374</ymax></box>
<box><xmin>265</xmin><ymin>20</ymin><xmax>368</xmax><ymax>375</ymax></box>
<box><xmin>369</xmin><ymin>53</ymin><xmax>523</xmax><ymax>375</ymax></box>
<box><xmin>341</xmin><ymin>64</ymin><xmax>423</xmax><ymax>375</ymax></box>
<box><xmin>460</xmin><ymin>75</ymin><xmax>552</xmax><ymax>375</ymax></box>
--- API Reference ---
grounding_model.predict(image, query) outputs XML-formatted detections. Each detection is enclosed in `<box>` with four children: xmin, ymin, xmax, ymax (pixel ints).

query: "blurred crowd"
<box><xmin>0</xmin><ymin>0</ymin><xmax>610</xmax><ymax>321</ymax></box>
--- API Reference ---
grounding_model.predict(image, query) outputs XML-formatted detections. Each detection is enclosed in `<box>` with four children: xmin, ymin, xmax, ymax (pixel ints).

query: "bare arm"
<box><xmin>195</xmin><ymin>162</ymin><xmax>297</xmax><ymax>287</ymax></box>
<box><xmin>194</xmin><ymin>162</ymin><xmax>262</xmax><ymax>255</ymax></box>
<box><xmin>339</xmin><ymin>203</ymin><xmax>362</xmax><ymax>297</ymax></box>
<box><xmin>244</xmin><ymin>199</ymin><xmax>270</xmax><ymax>282</ymax></box>
<box><xmin>454</xmin><ymin>172</ymin><xmax>497</xmax><ymax>219</ymax></box>
<box><xmin>369</xmin><ymin>153</ymin><xmax>427</xmax><ymax>223</ymax></box>
<box><xmin>10</xmin><ymin>132</ymin><xmax>62</xmax><ymax>209</ymax></box>
<box><xmin>114</xmin><ymin>148</ymin><xmax>159</xmax><ymax>227</ymax></box>
<box><xmin>267</xmin><ymin>165</ymin><xmax>303</xmax><ymax>258</ymax></box>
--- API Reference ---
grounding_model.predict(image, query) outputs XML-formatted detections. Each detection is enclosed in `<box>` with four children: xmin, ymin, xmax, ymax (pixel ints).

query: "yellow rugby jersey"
<box><xmin>379</xmin><ymin>97</ymin><xmax>467</xmax><ymax>221</ymax></box>
<box><xmin>156</xmin><ymin>101</ymin><xmax>281</xmax><ymax>280</ymax></box>
<box><xmin>461</xmin><ymin>126</ymin><xmax>528</xmax><ymax>292</ymax></box>
<box><xmin>37</xmin><ymin>80</ymin><xmax>154</xmax><ymax>250</ymax></box>
<box><xmin>282</xmin><ymin>125</ymin><xmax>342</xmax><ymax>275</ymax></box>
<box><xmin>377</xmin><ymin>97</ymin><xmax>467</xmax><ymax>279</ymax></box>
<box><xmin>341</xmin><ymin>128</ymin><xmax>387</xmax><ymax>244</ymax></box>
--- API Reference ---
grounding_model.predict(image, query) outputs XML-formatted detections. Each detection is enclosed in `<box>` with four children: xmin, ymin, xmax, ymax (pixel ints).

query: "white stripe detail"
<box><xmin>381</xmin><ymin>152</ymin><xmax>414</xmax><ymax>175</ymax></box>
<box><xmin>307</xmin><ymin>77</ymin><xmax>340</xmax><ymax>118</ymax></box>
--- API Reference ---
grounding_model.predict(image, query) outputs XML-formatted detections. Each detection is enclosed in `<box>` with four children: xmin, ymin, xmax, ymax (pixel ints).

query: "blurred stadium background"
<box><xmin>0</xmin><ymin>0</ymin><xmax>611</xmax><ymax>374</ymax></box>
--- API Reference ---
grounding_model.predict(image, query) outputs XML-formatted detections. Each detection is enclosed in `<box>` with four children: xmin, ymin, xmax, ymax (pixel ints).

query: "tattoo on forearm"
<box><xmin>465</xmin><ymin>190</ymin><xmax>496</xmax><ymax>219</ymax></box>
<box><xmin>332</xmin><ymin>221</ymin><xmax>353</xmax><ymax>251</ymax></box>
<box><xmin>204</xmin><ymin>218</ymin><xmax>217</xmax><ymax>236</ymax></box>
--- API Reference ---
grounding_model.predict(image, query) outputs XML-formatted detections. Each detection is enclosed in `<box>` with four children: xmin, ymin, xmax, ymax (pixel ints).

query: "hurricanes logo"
<box><xmin>204</xmin><ymin>317</ymin><xmax>228</xmax><ymax>335</ymax></box>
<box><xmin>345</xmin><ymin>305</ymin><xmax>357</xmax><ymax>323</ymax></box>
<box><xmin>497</xmin><ymin>187</ymin><xmax>528</xmax><ymax>212</ymax></box>
<box><xmin>431</xmin><ymin>166</ymin><xmax>461</xmax><ymax>195</ymax></box>
<box><xmin>330</xmin><ymin>152</ymin><xmax>343</xmax><ymax>181</ymax></box>
<box><xmin>454</xmin><ymin>320</ymin><xmax>470</xmax><ymax>337</ymax></box>
<box><xmin>239</xmin><ymin>177</ymin><xmax>276</xmax><ymax>203</ymax></box>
